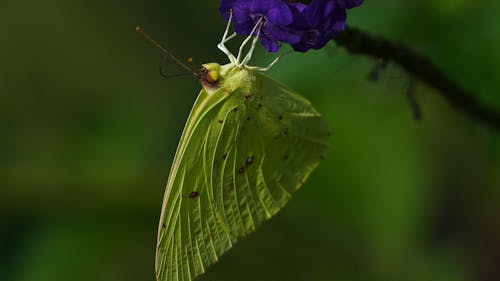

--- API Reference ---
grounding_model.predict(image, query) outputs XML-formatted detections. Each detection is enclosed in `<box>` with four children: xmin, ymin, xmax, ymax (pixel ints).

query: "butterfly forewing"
<box><xmin>156</xmin><ymin>69</ymin><xmax>330</xmax><ymax>281</ymax></box>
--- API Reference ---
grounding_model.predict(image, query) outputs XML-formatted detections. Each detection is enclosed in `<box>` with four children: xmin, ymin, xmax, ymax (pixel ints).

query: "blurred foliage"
<box><xmin>1</xmin><ymin>1</ymin><xmax>499</xmax><ymax>281</ymax></box>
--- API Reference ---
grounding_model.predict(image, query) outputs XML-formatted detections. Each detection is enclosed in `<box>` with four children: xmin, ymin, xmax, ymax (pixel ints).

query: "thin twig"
<box><xmin>334</xmin><ymin>26</ymin><xmax>500</xmax><ymax>130</ymax></box>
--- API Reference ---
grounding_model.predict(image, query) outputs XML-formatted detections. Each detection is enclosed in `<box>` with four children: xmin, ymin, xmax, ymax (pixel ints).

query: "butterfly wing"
<box><xmin>156</xmin><ymin>71</ymin><xmax>330</xmax><ymax>281</ymax></box>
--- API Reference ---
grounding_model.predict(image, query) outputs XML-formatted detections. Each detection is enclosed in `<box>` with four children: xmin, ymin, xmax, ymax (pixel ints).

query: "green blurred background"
<box><xmin>1</xmin><ymin>0</ymin><xmax>500</xmax><ymax>280</ymax></box>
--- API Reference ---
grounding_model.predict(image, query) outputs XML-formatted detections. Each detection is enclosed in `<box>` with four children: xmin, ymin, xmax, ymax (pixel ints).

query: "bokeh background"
<box><xmin>1</xmin><ymin>0</ymin><xmax>500</xmax><ymax>280</ymax></box>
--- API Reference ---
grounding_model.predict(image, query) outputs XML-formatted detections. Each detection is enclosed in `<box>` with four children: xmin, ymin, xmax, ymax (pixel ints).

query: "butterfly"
<box><xmin>138</xmin><ymin>13</ymin><xmax>330</xmax><ymax>281</ymax></box>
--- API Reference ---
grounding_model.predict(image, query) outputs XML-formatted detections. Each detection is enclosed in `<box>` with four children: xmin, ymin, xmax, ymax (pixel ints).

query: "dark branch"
<box><xmin>334</xmin><ymin>26</ymin><xmax>500</xmax><ymax>130</ymax></box>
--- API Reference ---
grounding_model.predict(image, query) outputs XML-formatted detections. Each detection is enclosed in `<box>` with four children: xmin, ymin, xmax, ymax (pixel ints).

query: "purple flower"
<box><xmin>219</xmin><ymin>0</ymin><xmax>301</xmax><ymax>52</ymax></box>
<box><xmin>288</xmin><ymin>0</ymin><xmax>347</xmax><ymax>52</ymax></box>
<box><xmin>219</xmin><ymin>0</ymin><xmax>364</xmax><ymax>53</ymax></box>
<box><xmin>335</xmin><ymin>0</ymin><xmax>365</xmax><ymax>9</ymax></box>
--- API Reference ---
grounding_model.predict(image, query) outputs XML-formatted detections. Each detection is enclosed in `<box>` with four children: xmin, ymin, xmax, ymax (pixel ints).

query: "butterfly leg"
<box><xmin>219</xmin><ymin>32</ymin><xmax>238</xmax><ymax>58</ymax></box>
<box><xmin>246</xmin><ymin>50</ymin><xmax>292</xmax><ymax>72</ymax></box>
<box><xmin>241</xmin><ymin>26</ymin><xmax>261</xmax><ymax>67</ymax></box>
<box><xmin>218</xmin><ymin>9</ymin><xmax>237</xmax><ymax>65</ymax></box>
<box><xmin>236</xmin><ymin>18</ymin><xmax>263</xmax><ymax>66</ymax></box>
<box><xmin>245</xmin><ymin>57</ymin><xmax>279</xmax><ymax>71</ymax></box>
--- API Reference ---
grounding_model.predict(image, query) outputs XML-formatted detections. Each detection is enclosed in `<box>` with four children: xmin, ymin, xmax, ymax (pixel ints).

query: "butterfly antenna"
<box><xmin>136</xmin><ymin>26</ymin><xmax>198</xmax><ymax>77</ymax></box>
<box><xmin>159</xmin><ymin>55</ymin><xmax>195</xmax><ymax>79</ymax></box>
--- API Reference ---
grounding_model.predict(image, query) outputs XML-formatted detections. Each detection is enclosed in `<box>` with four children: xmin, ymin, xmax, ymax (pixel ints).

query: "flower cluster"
<box><xmin>219</xmin><ymin>0</ymin><xmax>364</xmax><ymax>52</ymax></box>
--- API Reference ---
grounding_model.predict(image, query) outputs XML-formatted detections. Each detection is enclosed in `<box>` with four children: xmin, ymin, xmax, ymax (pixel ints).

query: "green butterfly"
<box><xmin>152</xmin><ymin>15</ymin><xmax>330</xmax><ymax>281</ymax></box>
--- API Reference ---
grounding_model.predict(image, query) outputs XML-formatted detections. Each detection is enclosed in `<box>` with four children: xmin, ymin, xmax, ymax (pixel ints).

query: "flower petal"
<box><xmin>219</xmin><ymin>0</ymin><xmax>237</xmax><ymax>20</ymax></box>
<box><xmin>260</xmin><ymin>36</ymin><xmax>280</xmax><ymax>52</ymax></box>
<box><xmin>251</xmin><ymin>0</ymin><xmax>286</xmax><ymax>12</ymax></box>
<box><xmin>336</xmin><ymin>0</ymin><xmax>365</xmax><ymax>9</ymax></box>
<box><xmin>265</xmin><ymin>5</ymin><xmax>293</xmax><ymax>26</ymax></box>
<box><xmin>263</xmin><ymin>23</ymin><xmax>301</xmax><ymax>44</ymax></box>
<box><xmin>233</xmin><ymin>20</ymin><xmax>255</xmax><ymax>36</ymax></box>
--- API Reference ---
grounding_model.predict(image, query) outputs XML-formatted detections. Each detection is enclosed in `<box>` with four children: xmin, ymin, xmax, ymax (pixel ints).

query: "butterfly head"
<box><xmin>198</xmin><ymin>63</ymin><xmax>222</xmax><ymax>94</ymax></box>
<box><xmin>198</xmin><ymin>62</ymin><xmax>255</xmax><ymax>95</ymax></box>
<box><xmin>199</xmin><ymin>63</ymin><xmax>220</xmax><ymax>83</ymax></box>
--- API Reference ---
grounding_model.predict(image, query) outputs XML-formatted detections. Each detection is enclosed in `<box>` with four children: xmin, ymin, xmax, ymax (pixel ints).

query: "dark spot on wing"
<box><xmin>257</xmin><ymin>103</ymin><xmax>262</xmax><ymax>109</ymax></box>
<box><xmin>238</xmin><ymin>166</ymin><xmax>245</xmax><ymax>174</ymax></box>
<box><xmin>246</xmin><ymin>116</ymin><xmax>251</xmax><ymax>121</ymax></box>
<box><xmin>244</xmin><ymin>93</ymin><xmax>253</xmax><ymax>100</ymax></box>
<box><xmin>232</xmin><ymin>107</ymin><xmax>238</xmax><ymax>112</ymax></box>
<box><xmin>189</xmin><ymin>191</ymin><xmax>200</xmax><ymax>198</ymax></box>
<box><xmin>278</xmin><ymin>115</ymin><xmax>283</xmax><ymax>120</ymax></box>
<box><xmin>222</xmin><ymin>153</ymin><xmax>228</xmax><ymax>160</ymax></box>
<box><xmin>274</xmin><ymin>128</ymin><xmax>288</xmax><ymax>139</ymax></box>
<box><xmin>246</xmin><ymin>156</ymin><xmax>254</xmax><ymax>165</ymax></box>
<box><xmin>218</xmin><ymin>120</ymin><xmax>223</xmax><ymax>124</ymax></box>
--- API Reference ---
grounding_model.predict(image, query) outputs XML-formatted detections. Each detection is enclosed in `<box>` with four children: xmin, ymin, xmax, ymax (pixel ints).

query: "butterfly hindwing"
<box><xmin>156</xmin><ymin>70</ymin><xmax>330</xmax><ymax>281</ymax></box>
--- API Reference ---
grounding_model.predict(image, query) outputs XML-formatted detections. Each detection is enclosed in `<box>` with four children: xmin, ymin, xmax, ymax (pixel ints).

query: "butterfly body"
<box><xmin>156</xmin><ymin>63</ymin><xmax>330</xmax><ymax>281</ymax></box>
